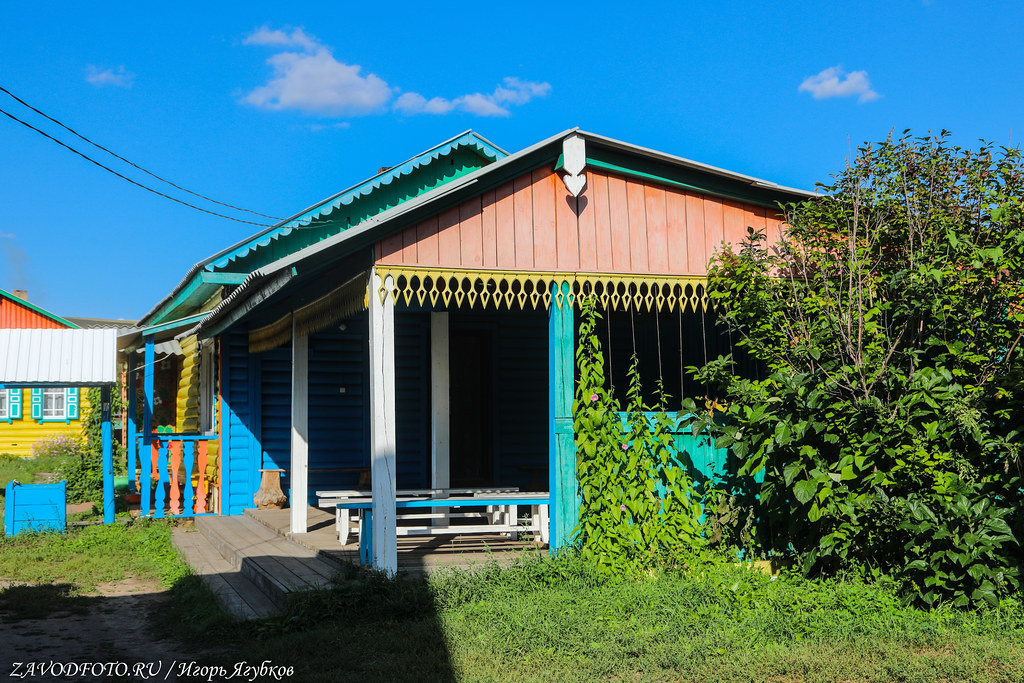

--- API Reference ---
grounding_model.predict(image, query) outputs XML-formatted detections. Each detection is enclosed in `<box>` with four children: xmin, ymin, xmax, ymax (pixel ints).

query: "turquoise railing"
<box><xmin>134</xmin><ymin>434</ymin><xmax>219</xmax><ymax>518</ymax></box>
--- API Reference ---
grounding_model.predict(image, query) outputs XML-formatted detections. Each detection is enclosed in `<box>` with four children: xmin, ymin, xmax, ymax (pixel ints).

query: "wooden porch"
<box><xmin>173</xmin><ymin>506</ymin><xmax>547</xmax><ymax>620</ymax></box>
<box><xmin>250</xmin><ymin>505</ymin><xmax>547</xmax><ymax>572</ymax></box>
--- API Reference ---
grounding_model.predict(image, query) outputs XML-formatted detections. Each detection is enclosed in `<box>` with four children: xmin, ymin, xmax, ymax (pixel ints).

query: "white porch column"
<box><xmin>430</xmin><ymin>312</ymin><xmax>450</xmax><ymax>491</ymax></box>
<box><xmin>431</xmin><ymin>311</ymin><xmax>450</xmax><ymax>526</ymax></box>
<box><xmin>369</xmin><ymin>269</ymin><xmax>398</xmax><ymax>574</ymax></box>
<box><xmin>290</xmin><ymin>318</ymin><xmax>309</xmax><ymax>534</ymax></box>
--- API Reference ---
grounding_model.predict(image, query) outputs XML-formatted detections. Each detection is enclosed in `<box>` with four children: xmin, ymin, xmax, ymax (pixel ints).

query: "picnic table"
<box><xmin>316</xmin><ymin>486</ymin><xmax>524</xmax><ymax>545</ymax></box>
<box><xmin>333</xmin><ymin>494</ymin><xmax>551</xmax><ymax>564</ymax></box>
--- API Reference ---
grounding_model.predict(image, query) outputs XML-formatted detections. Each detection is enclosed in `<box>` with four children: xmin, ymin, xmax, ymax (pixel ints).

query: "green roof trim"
<box><xmin>556</xmin><ymin>149</ymin><xmax>800</xmax><ymax>209</ymax></box>
<box><xmin>144</xmin><ymin>131</ymin><xmax>506</xmax><ymax>327</ymax></box>
<box><xmin>139</xmin><ymin>311</ymin><xmax>209</xmax><ymax>337</ymax></box>
<box><xmin>0</xmin><ymin>288</ymin><xmax>79</xmax><ymax>328</ymax></box>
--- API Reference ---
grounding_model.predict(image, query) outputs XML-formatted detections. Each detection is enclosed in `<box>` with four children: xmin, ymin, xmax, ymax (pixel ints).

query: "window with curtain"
<box><xmin>42</xmin><ymin>387</ymin><xmax>66</xmax><ymax>419</ymax></box>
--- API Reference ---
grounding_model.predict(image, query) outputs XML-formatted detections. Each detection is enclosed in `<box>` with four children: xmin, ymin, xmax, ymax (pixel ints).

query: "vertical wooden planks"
<box><xmin>577</xmin><ymin>172</ymin><xmax>599</xmax><ymax>271</ymax></box>
<box><xmin>645</xmin><ymin>184</ymin><xmax>668</xmax><ymax>273</ymax></box>
<box><xmin>590</xmin><ymin>171</ymin><xmax>614</xmax><ymax>271</ymax></box>
<box><xmin>685</xmin><ymin>193</ymin><xmax>706</xmax><ymax>274</ymax></box>
<box><xmin>437</xmin><ymin>207</ymin><xmax>462</xmax><ymax>266</ymax></box>
<box><xmin>459</xmin><ymin>197</ymin><xmax>484</xmax><ymax>268</ymax></box>
<box><xmin>723</xmin><ymin>199</ymin><xmax>746</xmax><ymax>251</ymax></box>
<box><xmin>765</xmin><ymin>210</ymin><xmax>785</xmax><ymax>250</ymax></box>
<box><xmin>665</xmin><ymin>189</ymin><xmax>689</xmax><ymax>274</ymax></box>
<box><xmin>607</xmin><ymin>175</ymin><xmax>631</xmax><ymax>271</ymax></box>
<box><xmin>416</xmin><ymin>216</ymin><xmax>439</xmax><ymax>266</ymax></box>
<box><xmin>513</xmin><ymin>174</ymin><xmax>535</xmax><ymax>268</ymax></box>
<box><xmin>532</xmin><ymin>169</ymin><xmax>558</xmax><ymax>270</ymax></box>
<box><xmin>377</xmin><ymin>232</ymin><xmax>404</xmax><ymax>264</ymax></box>
<box><xmin>401</xmin><ymin>222</ymin><xmax>418</xmax><ymax>263</ymax></box>
<box><xmin>364</xmin><ymin>165</ymin><xmax>790</xmax><ymax>283</ymax></box>
<box><xmin>555</xmin><ymin>177</ymin><xmax>581</xmax><ymax>271</ymax></box>
<box><xmin>626</xmin><ymin>180</ymin><xmax>649</xmax><ymax>272</ymax></box>
<box><xmin>480</xmin><ymin>189</ymin><xmax>498</xmax><ymax>268</ymax></box>
<box><xmin>703</xmin><ymin>197</ymin><xmax>725</xmax><ymax>265</ymax></box>
<box><xmin>494</xmin><ymin>181</ymin><xmax>517</xmax><ymax>269</ymax></box>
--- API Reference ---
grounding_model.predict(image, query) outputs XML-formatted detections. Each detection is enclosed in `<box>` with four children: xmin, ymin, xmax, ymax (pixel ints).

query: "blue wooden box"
<box><xmin>4</xmin><ymin>481</ymin><xmax>67</xmax><ymax>536</ymax></box>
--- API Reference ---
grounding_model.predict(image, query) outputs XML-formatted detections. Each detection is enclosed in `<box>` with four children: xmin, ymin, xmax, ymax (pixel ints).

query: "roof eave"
<box><xmin>139</xmin><ymin>130</ymin><xmax>509</xmax><ymax>327</ymax></box>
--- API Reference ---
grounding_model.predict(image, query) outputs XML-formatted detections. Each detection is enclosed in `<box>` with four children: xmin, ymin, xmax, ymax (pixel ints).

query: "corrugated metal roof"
<box><xmin>139</xmin><ymin>131</ymin><xmax>507</xmax><ymax>327</ymax></box>
<box><xmin>0</xmin><ymin>288</ymin><xmax>79</xmax><ymax>329</ymax></box>
<box><xmin>0</xmin><ymin>329</ymin><xmax>117</xmax><ymax>385</ymax></box>
<box><xmin>64</xmin><ymin>317</ymin><xmax>136</xmax><ymax>330</ymax></box>
<box><xmin>206</xmin><ymin>131</ymin><xmax>507</xmax><ymax>271</ymax></box>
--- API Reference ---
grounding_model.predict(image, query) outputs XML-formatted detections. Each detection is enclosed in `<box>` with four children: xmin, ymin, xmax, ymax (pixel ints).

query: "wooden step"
<box><xmin>195</xmin><ymin>515</ymin><xmax>339</xmax><ymax>610</ymax></box>
<box><xmin>171</xmin><ymin>527</ymin><xmax>277</xmax><ymax>620</ymax></box>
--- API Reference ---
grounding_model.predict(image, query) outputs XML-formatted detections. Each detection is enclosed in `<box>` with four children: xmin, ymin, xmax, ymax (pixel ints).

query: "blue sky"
<box><xmin>2</xmin><ymin>1</ymin><xmax>1021</xmax><ymax>320</ymax></box>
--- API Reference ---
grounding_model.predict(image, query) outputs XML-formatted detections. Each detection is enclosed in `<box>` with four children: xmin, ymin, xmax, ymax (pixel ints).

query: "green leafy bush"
<box><xmin>31</xmin><ymin>434</ymin><xmax>99</xmax><ymax>503</ymax></box>
<box><xmin>684</xmin><ymin>132</ymin><xmax>1024</xmax><ymax>608</ymax></box>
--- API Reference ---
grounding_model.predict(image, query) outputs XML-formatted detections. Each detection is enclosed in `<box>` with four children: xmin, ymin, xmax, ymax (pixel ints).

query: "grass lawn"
<box><xmin>2</xmin><ymin>471</ymin><xmax>1022</xmax><ymax>682</ymax></box>
<box><xmin>164</xmin><ymin>553</ymin><xmax>1024</xmax><ymax>682</ymax></box>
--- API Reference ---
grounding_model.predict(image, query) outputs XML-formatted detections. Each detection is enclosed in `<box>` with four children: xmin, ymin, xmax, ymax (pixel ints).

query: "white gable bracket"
<box><xmin>561</xmin><ymin>134</ymin><xmax>587</xmax><ymax>197</ymax></box>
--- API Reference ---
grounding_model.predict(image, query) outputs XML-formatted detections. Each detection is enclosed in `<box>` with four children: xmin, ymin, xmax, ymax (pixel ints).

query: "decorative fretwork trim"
<box><xmin>248</xmin><ymin>272</ymin><xmax>369</xmax><ymax>353</ymax></box>
<box><xmin>294</xmin><ymin>272</ymin><xmax>368</xmax><ymax>339</ymax></box>
<box><xmin>249</xmin><ymin>313</ymin><xmax>292</xmax><ymax>353</ymax></box>
<box><xmin>374</xmin><ymin>266</ymin><xmax>710</xmax><ymax>313</ymax></box>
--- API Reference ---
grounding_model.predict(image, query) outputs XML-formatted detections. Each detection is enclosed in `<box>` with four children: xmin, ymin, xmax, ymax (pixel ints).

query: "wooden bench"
<box><xmin>316</xmin><ymin>487</ymin><xmax>520</xmax><ymax>545</ymax></box>
<box><xmin>335</xmin><ymin>494</ymin><xmax>551</xmax><ymax>564</ymax></box>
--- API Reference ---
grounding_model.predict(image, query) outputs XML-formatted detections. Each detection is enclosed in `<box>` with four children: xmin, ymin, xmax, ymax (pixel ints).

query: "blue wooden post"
<box><xmin>548</xmin><ymin>280</ymin><xmax>577</xmax><ymax>551</ymax></box>
<box><xmin>102</xmin><ymin>385</ymin><xmax>114</xmax><ymax>524</ymax></box>
<box><xmin>219</xmin><ymin>337</ymin><xmax>231</xmax><ymax>515</ymax></box>
<box><xmin>126</xmin><ymin>352</ymin><xmax>137</xmax><ymax>494</ymax></box>
<box><xmin>141</xmin><ymin>336</ymin><xmax>154</xmax><ymax>516</ymax></box>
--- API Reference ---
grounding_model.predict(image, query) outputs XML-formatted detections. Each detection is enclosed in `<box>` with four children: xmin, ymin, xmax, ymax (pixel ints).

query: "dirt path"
<box><xmin>1</xmin><ymin>577</ymin><xmax>197</xmax><ymax>682</ymax></box>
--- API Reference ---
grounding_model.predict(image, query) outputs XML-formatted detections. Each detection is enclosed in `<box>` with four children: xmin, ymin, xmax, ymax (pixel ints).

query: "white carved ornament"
<box><xmin>561</xmin><ymin>134</ymin><xmax>587</xmax><ymax>197</ymax></box>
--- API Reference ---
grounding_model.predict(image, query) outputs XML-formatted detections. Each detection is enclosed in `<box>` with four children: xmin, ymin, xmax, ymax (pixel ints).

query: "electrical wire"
<box><xmin>0</xmin><ymin>104</ymin><xmax>274</xmax><ymax>227</ymax></box>
<box><xmin>0</xmin><ymin>85</ymin><xmax>282</xmax><ymax>221</ymax></box>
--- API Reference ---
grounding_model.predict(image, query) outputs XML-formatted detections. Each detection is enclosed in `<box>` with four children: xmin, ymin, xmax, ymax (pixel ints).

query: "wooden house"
<box><xmin>0</xmin><ymin>289</ymin><xmax>88</xmax><ymax>456</ymax></box>
<box><xmin>126</xmin><ymin>129</ymin><xmax>811</xmax><ymax>572</ymax></box>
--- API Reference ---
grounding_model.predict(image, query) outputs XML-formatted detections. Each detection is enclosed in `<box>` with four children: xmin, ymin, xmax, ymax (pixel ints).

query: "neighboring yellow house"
<box><xmin>0</xmin><ymin>288</ymin><xmax>89</xmax><ymax>456</ymax></box>
<box><xmin>1</xmin><ymin>387</ymin><xmax>91</xmax><ymax>456</ymax></box>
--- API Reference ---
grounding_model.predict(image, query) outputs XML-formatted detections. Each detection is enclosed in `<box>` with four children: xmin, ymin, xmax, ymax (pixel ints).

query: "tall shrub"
<box><xmin>685</xmin><ymin>133</ymin><xmax>1024</xmax><ymax>607</ymax></box>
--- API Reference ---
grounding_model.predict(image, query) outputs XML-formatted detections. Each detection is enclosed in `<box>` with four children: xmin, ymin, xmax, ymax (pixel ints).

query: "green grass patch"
<box><xmin>0</xmin><ymin>518</ymin><xmax>189</xmax><ymax>592</ymax></box>
<box><xmin>0</xmin><ymin>451</ymin><xmax>70</xmax><ymax>488</ymax></box>
<box><xmin>160</xmin><ymin>552</ymin><xmax>1024</xmax><ymax>682</ymax></box>
<box><xmin>3</xmin><ymin>514</ymin><xmax>1021</xmax><ymax>680</ymax></box>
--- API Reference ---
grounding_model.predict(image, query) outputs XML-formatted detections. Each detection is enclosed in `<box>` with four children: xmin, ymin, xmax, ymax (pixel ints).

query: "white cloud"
<box><xmin>799</xmin><ymin>66</ymin><xmax>880</xmax><ymax>103</ymax></box>
<box><xmin>243</xmin><ymin>26</ymin><xmax>319</xmax><ymax>52</ymax></box>
<box><xmin>85</xmin><ymin>65</ymin><xmax>135</xmax><ymax>88</ymax></box>
<box><xmin>242</xmin><ymin>27</ymin><xmax>550</xmax><ymax>119</ymax></box>
<box><xmin>0</xmin><ymin>232</ymin><xmax>14</xmax><ymax>239</ymax></box>
<box><xmin>394</xmin><ymin>77</ymin><xmax>552</xmax><ymax>117</ymax></box>
<box><xmin>307</xmin><ymin>121</ymin><xmax>351</xmax><ymax>132</ymax></box>
<box><xmin>243</xmin><ymin>49</ymin><xmax>393</xmax><ymax>115</ymax></box>
<box><xmin>241</xmin><ymin>27</ymin><xmax>392</xmax><ymax>116</ymax></box>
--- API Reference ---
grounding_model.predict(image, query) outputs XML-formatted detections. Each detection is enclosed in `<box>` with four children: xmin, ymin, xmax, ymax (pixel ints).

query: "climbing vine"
<box><xmin>573</xmin><ymin>297</ymin><xmax>703</xmax><ymax>574</ymax></box>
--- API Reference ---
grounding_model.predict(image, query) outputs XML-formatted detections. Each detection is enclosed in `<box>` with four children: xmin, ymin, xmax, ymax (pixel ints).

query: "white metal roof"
<box><xmin>0</xmin><ymin>329</ymin><xmax>117</xmax><ymax>385</ymax></box>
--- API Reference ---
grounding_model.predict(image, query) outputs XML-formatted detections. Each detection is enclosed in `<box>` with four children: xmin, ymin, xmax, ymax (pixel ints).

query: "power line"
<box><xmin>0</xmin><ymin>104</ymin><xmax>274</xmax><ymax>227</ymax></box>
<box><xmin>0</xmin><ymin>85</ymin><xmax>282</xmax><ymax>221</ymax></box>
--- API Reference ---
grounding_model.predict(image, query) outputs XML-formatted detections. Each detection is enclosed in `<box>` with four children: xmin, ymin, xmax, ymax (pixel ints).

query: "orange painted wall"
<box><xmin>0</xmin><ymin>297</ymin><xmax>68</xmax><ymax>329</ymax></box>
<box><xmin>376</xmin><ymin>167</ymin><xmax>785</xmax><ymax>276</ymax></box>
